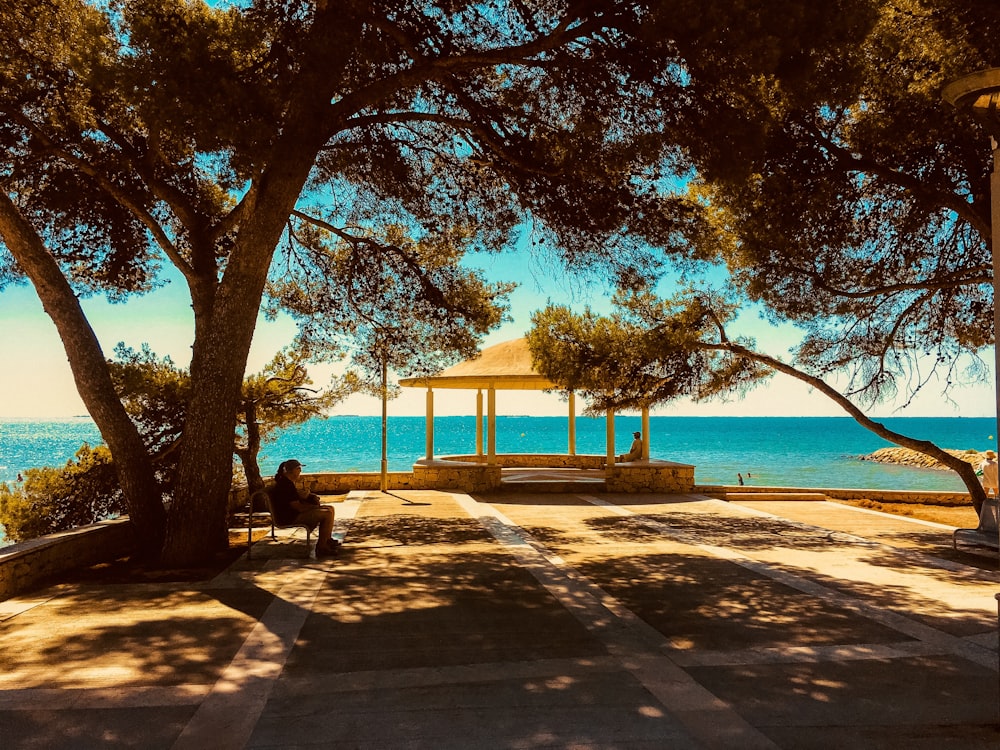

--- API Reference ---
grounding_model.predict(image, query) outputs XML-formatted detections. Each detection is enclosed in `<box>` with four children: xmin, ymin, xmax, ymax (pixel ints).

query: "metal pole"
<box><xmin>990</xmin><ymin>139</ymin><xmax>1000</xmax><ymax>560</ymax></box>
<box><xmin>380</xmin><ymin>355</ymin><xmax>388</xmax><ymax>493</ymax></box>
<box><xmin>568</xmin><ymin>391</ymin><xmax>576</xmax><ymax>456</ymax></box>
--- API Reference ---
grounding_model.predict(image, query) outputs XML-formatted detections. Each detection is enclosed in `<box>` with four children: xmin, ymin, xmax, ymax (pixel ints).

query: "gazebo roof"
<box><xmin>399</xmin><ymin>337</ymin><xmax>557</xmax><ymax>391</ymax></box>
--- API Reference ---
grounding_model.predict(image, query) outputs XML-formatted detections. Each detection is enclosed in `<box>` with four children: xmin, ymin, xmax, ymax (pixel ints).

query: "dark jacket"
<box><xmin>269</xmin><ymin>474</ymin><xmax>301</xmax><ymax>524</ymax></box>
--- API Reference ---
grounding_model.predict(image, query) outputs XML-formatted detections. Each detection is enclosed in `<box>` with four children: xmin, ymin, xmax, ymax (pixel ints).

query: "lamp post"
<box><xmin>942</xmin><ymin>66</ymin><xmax>1000</xmax><ymax>721</ymax></box>
<box><xmin>381</xmin><ymin>351</ymin><xmax>388</xmax><ymax>493</ymax></box>
<box><xmin>943</xmin><ymin>69</ymin><xmax>1000</xmax><ymax>528</ymax></box>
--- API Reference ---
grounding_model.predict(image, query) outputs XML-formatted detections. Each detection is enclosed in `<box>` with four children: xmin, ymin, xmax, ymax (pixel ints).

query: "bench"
<box><xmin>246</xmin><ymin>489</ymin><xmax>318</xmax><ymax>559</ymax></box>
<box><xmin>952</xmin><ymin>496</ymin><xmax>999</xmax><ymax>551</ymax></box>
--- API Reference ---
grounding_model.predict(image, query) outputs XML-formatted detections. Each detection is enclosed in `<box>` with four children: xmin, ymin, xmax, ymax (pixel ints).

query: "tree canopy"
<box><xmin>663</xmin><ymin>0</ymin><xmax>1000</xmax><ymax>407</ymax></box>
<box><xmin>5</xmin><ymin>0</ymin><xmax>833</xmax><ymax>564</ymax></box>
<box><xmin>528</xmin><ymin>290</ymin><xmax>991</xmax><ymax>511</ymax></box>
<box><xmin>3</xmin><ymin>0</ymin><xmax>982</xmax><ymax>564</ymax></box>
<box><xmin>527</xmin><ymin>0</ymin><xmax>1000</xmax><ymax>513</ymax></box>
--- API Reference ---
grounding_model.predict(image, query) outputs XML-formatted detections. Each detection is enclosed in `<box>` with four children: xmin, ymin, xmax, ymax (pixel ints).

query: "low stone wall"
<box><xmin>0</xmin><ymin>517</ymin><xmax>135</xmax><ymax>601</ymax></box>
<box><xmin>697</xmin><ymin>484</ymin><xmax>971</xmax><ymax>506</ymax></box>
<box><xmin>412</xmin><ymin>460</ymin><xmax>502</xmax><ymax>493</ymax></box>
<box><xmin>306</xmin><ymin>472</ymin><xmax>420</xmax><ymax>493</ymax></box>
<box><xmin>608</xmin><ymin>460</ymin><xmax>695</xmax><ymax>493</ymax></box>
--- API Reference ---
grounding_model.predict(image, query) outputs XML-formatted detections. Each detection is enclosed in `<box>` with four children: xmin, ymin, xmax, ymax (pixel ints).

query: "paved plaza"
<box><xmin>0</xmin><ymin>490</ymin><xmax>998</xmax><ymax>749</ymax></box>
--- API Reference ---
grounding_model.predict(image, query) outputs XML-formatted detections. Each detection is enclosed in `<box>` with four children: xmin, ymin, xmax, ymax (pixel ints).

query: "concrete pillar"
<box><xmin>606</xmin><ymin>407</ymin><xmax>615</xmax><ymax>469</ymax></box>
<box><xmin>425</xmin><ymin>388</ymin><xmax>434</xmax><ymax>460</ymax></box>
<box><xmin>568</xmin><ymin>391</ymin><xmax>577</xmax><ymax>456</ymax></box>
<box><xmin>641</xmin><ymin>406</ymin><xmax>650</xmax><ymax>460</ymax></box>
<box><xmin>487</xmin><ymin>386</ymin><xmax>497</xmax><ymax>465</ymax></box>
<box><xmin>476</xmin><ymin>389</ymin><xmax>484</xmax><ymax>460</ymax></box>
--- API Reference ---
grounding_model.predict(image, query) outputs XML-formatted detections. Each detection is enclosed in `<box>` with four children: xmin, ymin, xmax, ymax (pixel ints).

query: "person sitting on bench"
<box><xmin>271</xmin><ymin>459</ymin><xmax>341</xmax><ymax>556</ymax></box>
<box><xmin>617</xmin><ymin>431</ymin><xmax>643</xmax><ymax>463</ymax></box>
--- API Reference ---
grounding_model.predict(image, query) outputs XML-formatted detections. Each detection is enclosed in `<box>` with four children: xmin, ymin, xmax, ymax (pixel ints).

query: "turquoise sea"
<box><xmin>2</xmin><ymin>414</ymin><xmax>993</xmax><ymax>547</ymax></box>
<box><xmin>1</xmin><ymin>414</ymin><xmax>994</xmax><ymax>492</ymax></box>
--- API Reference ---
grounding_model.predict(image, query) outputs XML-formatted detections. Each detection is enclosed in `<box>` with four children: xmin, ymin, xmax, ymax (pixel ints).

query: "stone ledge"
<box><xmin>696</xmin><ymin>485</ymin><xmax>971</xmax><ymax>506</ymax></box>
<box><xmin>0</xmin><ymin>517</ymin><xmax>135</xmax><ymax>601</ymax></box>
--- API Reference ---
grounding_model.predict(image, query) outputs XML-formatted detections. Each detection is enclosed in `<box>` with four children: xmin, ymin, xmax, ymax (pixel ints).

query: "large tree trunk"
<box><xmin>0</xmin><ymin>195</ymin><xmax>166</xmax><ymax>556</ymax></box>
<box><xmin>162</xmin><ymin>270</ymin><xmax>268</xmax><ymax>564</ymax></box>
<box><xmin>160</xmin><ymin>126</ymin><xmax>330</xmax><ymax>566</ymax></box>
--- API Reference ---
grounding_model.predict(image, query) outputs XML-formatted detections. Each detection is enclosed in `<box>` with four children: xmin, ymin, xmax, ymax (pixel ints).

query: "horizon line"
<box><xmin>0</xmin><ymin>413</ymin><xmax>992</xmax><ymax>421</ymax></box>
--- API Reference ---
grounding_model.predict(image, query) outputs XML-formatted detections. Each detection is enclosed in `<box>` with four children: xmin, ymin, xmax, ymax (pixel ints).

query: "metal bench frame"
<box><xmin>952</xmin><ymin>496</ymin><xmax>999</xmax><ymax>552</ymax></box>
<box><xmin>246</xmin><ymin>488</ymin><xmax>318</xmax><ymax>559</ymax></box>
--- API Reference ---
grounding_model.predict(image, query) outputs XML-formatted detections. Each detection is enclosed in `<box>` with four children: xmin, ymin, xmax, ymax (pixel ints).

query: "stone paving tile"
<box><xmin>253</xmin><ymin>670</ymin><xmax>697</xmax><ymax>749</ymax></box>
<box><xmin>480</xmin><ymin>492</ymin><xmax>1000</xmax><ymax>746</ymax></box>
<box><xmin>717</xmin><ymin>501</ymin><xmax>1000</xmax><ymax>639</ymax></box>
<box><xmin>286</xmin><ymin>495</ymin><xmax>610</xmax><ymax>676</ymax></box>
<box><xmin>687</xmin><ymin>655</ymin><xmax>1000</xmax><ymax>749</ymax></box>
<box><xmin>735</xmin><ymin>499</ymin><xmax>991</xmax><ymax>561</ymax></box>
<box><xmin>0</xmin><ymin>706</ymin><xmax>195</xmax><ymax>750</ymax></box>
<box><xmin>487</xmin><ymin>496</ymin><xmax>913</xmax><ymax>651</ymax></box>
<box><xmin>0</xmin><ymin>584</ymin><xmax>269</xmax><ymax>690</ymax></box>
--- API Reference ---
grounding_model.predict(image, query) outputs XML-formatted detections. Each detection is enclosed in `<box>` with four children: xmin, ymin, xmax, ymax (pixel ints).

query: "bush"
<box><xmin>0</xmin><ymin>444</ymin><xmax>125</xmax><ymax>543</ymax></box>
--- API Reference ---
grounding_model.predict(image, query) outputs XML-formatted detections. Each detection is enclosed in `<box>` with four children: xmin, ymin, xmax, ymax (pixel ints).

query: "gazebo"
<box><xmin>398</xmin><ymin>337</ymin><xmax>650</xmax><ymax>469</ymax></box>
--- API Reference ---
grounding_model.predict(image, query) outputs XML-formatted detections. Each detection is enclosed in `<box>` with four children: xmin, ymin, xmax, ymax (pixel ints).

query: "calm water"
<box><xmin>2</xmin><ymin>415</ymin><xmax>992</xmax><ymax>492</ymax></box>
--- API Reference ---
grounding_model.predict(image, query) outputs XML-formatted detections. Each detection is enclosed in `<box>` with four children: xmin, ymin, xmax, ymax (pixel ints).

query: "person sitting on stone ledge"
<box><xmin>617</xmin><ymin>431</ymin><xmax>643</xmax><ymax>463</ymax></box>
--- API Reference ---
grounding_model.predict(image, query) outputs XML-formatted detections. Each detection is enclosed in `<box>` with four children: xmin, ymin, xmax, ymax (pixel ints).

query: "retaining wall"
<box><xmin>0</xmin><ymin>517</ymin><xmax>135</xmax><ymax>601</ymax></box>
<box><xmin>696</xmin><ymin>484</ymin><xmax>971</xmax><ymax>506</ymax></box>
<box><xmin>609</xmin><ymin>460</ymin><xmax>696</xmax><ymax>493</ymax></box>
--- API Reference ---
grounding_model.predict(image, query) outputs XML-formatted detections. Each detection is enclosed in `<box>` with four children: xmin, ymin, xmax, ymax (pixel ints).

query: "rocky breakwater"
<box><xmin>860</xmin><ymin>446</ymin><xmax>986</xmax><ymax>471</ymax></box>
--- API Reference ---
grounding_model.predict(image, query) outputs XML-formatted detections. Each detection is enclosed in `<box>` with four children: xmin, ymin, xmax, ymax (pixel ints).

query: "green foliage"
<box><xmin>110</xmin><ymin>343</ymin><xmax>188</xmax><ymax>466</ymax></box>
<box><xmin>237</xmin><ymin>347</ymin><xmax>353</xmax><ymax>490</ymax></box>
<box><xmin>270</xmin><ymin>222</ymin><xmax>513</xmax><ymax>389</ymax></box>
<box><xmin>664</xmin><ymin>0</ymin><xmax>1000</xmax><ymax>407</ymax></box>
<box><xmin>0</xmin><ymin>445</ymin><xmax>123</xmax><ymax>542</ymax></box>
<box><xmin>527</xmin><ymin>291</ymin><xmax>771</xmax><ymax>414</ymax></box>
<box><xmin>2</xmin><ymin>0</ymin><xmax>964</xmax><ymax>563</ymax></box>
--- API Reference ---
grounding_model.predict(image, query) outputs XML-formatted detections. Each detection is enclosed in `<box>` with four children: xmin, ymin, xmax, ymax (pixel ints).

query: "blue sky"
<box><xmin>0</xmin><ymin>242</ymin><xmax>994</xmax><ymax>419</ymax></box>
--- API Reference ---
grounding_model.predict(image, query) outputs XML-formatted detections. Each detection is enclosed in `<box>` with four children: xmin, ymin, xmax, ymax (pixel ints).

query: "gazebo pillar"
<box><xmin>487</xmin><ymin>385</ymin><xmax>497</xmax><ymax>465</ymax></box>
<box><xmin>641</xmin><ymin>405</ymin><xmax>650</xmax><ymax>460</ymax></box>
<box><xmin>425</xmin><ymin>387</ymin><xmax>434</xmax><ymax>460</ymax></box>
<box><xmin>476</xmin><ymin>389</ymin><xmax>484</xmax><ymax>460</ymax></box>
<box><xmin>568</xmin><ymin>391</ymin><xmax>577</xmax><ymax>456</ymax></box>
<box><xmin>605</xmin><ymin>407</ymin><xmax>615</xmax><ymax>469</ymax></box>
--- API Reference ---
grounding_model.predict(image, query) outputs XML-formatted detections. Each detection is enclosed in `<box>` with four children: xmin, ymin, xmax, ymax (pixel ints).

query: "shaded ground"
<box><xmin>54</xmin><ymin>496</ymin><xmax>982</xmax><ymax>586</ymax></box>
<box><xmin>58</xmin><ymin>528</ymin><xmax>268</xmax><ymax>585</ymax></box>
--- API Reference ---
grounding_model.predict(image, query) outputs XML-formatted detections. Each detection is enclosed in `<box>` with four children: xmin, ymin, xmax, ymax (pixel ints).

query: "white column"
<box><xmin>425</xmin><ymin>387</ymin><xmax>434</xmax><ymax>460</ymax></box>
<box><xmin>487</xmin><ymin>386</ymin><xmax>497</xmax><ymax>465</ymax></box>
<box><xmin>991</xmin><ymin>138</ymin><xmax>1000</xmax><ymax>508</ymax></box>
<box><xmin>476</xmin><ymin>389</ymin><xmax>484</xmax><ymax>460</ymax></box>
<box><xmin>606</xmin><ymin>407</ymin><xmax>615</xmax><ymax>469</ymax></box>
<box><xmin>568</xmin><ymin>391</ymin><xmax>577</xmax><ymax>455</ymax></box>
<box><xmin>641</xmin><ymin>406</ymin><xmax>650</xmax><ymax>460</ymax></box>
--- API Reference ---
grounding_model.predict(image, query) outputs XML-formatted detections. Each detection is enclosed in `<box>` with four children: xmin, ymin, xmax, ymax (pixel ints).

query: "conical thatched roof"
<box><xmin>399</xmin><ymin>338</ymin><xmax>556</xmax><ymax>390</ymax></box>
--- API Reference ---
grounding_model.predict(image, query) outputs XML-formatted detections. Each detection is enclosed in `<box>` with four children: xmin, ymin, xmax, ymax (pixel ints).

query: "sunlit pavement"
<box><xmin>0</xmin><ymin>491</ymin><xmax>998</xmax><ymax>749</ymax></box>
